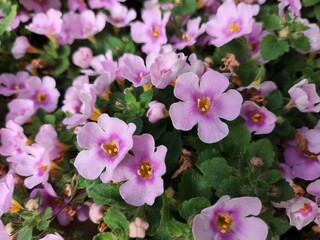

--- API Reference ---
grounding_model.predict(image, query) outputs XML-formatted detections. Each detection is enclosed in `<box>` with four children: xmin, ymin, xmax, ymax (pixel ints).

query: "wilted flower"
<box><xmin>206</xmin><ymin>1</ymin><xmax>254</xmax><ymax>47</ymax></box>
<box><xmin>240</xmin><ymin>101</ymin><xmax>277</xmax><ymax>135</ymax></box>
<box><xmin>288</xmin><ymin>79</ymin><xmax>320</xmax><ymax>113</ymax></box>
<box><xmin>74</xmin><ymin>114</ymin><xmax>136</xmax><ymax>182</ymax></box>
<box><xmin>112</xmin><ymin>134</ymin><xmax>167</xmax><ymax>206</ymax></box>
<box><xmin>129</xmin><ymin>217</ymin><xmax>149</xmax><ymax>238</ymax></box>
<box><xmin>169</xmin><ymin>70</ymin><xmax>243</xmax><ymax>143</ymax></box>
<box><xmin>131</xmin><ymin>8</ymin><xmax>171</xmax><ymax>54</ymax></box>
<box><xmin>192</xmin><ymin>195</ymin><xmax>268</xmax><ymax>240</ymax></box>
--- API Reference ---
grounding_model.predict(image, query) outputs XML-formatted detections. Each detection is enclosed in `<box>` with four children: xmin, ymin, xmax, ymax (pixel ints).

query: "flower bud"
<box><xmin>72</xmin><ymin>47</ymin><xmax>93</xmax><ymax>69</ymax></box>
<box><xmin>146</xmin><ymin>101</ymin><xmax>168</xmax><ymax>123</ymax></box>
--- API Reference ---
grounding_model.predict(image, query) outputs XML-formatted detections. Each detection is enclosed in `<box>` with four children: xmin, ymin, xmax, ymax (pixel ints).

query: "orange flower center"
<box><xmin>36</xmin><ymin>93</ymin><xmax>47</xmax><ymax>103</ymax></box>
<box><xmin>250</xmin><ymin>113</ymin><xmax>263</xmax><ymax>123</ymax></box>
<box><xmin>216</xmin><ymin>214</ymin><xmax>233</xmax><ymax>233</ymax></box>
<box><xmin>182</xmin><ymin>33</ymin><xmax>190</xmax><ymax>41</ymax></box>
<box><xmin>100</xmin><ymin>140</ymin><xmax>118</xmax><ymax>157</ymax></box>
<box><xmin>152</xmin><ymin>27</ymin><xmax>160</xmax><ymax>38</ymax></box>
<box><xmin>228</xmin><ymin>23</ymin><xmax>240</xmax><ymax>34</ymax></box>
<box><xmin>197</xmin><ymin>97</ymin><xmax>211</xmax><ymax>114</ymax></box>
<box><xmin>137</xmin><ymin>162</ymin><xmax>153</xmax><ymax>178</ymax></box>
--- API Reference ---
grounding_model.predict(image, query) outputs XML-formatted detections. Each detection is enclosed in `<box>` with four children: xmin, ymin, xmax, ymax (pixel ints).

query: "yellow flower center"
<box><xmin>300</xmin><ymin>203</ymin><xmax>311</xmax><ymax>213</ymax></box>
<box><xmin>137</xmin><ymin>162</ymin><xmax>153</xmax><ymax>178</ymax></box>
<box><xmin>10</xmin><ymin>200</ymin><xmax>23</xmax><ymax>213</ymax></box>
<box><xmin>250</xmin><ymin>113</ymin><xmax>263</xmax><ymax>123</ymax></box>
<box><xmin>216</xmin><ymin>214</ymin><xmax>233</xmax><ymax>233</ymax></box>
<box><xmin>197</xmin><ymin>97</ymin><xmax>211</xmax><ymax>114</ymax></box>
<box><xmin>152</xmin><ymin>27</ymin><xmax>160</xmax><ymax>38</ymax></box>
<box><xmin>100</xmin><ymin>140</ymin><xmax>118</xmax><ymax>157</ymax></box>
<box><xmin>182</xmin><ymin>33</ymin><xmax>190</xmax><ymax>41</ymax></box>
<box><xmin>228</xmin><ymin>23</ymin><xmax>240</xmax><ymax>34</ymax></box>
<box><xmin>36</xmin><ymin>93</ymin><xmax>47</xmax><ymax>103</ymax></box>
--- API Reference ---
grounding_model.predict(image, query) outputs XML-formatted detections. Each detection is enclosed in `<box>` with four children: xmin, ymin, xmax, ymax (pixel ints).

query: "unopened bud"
<box><xmin>268</xmin><ymin>185</ymin><xmax>281</xmax><ymax>197</ymax></box>
<box><xmin>250</xmin><ymin>157</ymin><xmax>263</xmax><ymax>168</ymax></box>
<box><xmin>25</xmin><ymin>199</ymin><xmax>39</xmax><ymax>211</ymax></box>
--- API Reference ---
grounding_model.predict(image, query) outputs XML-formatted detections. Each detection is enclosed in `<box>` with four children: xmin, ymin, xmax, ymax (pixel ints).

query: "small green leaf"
<box><xmin>261</xmin><ymin>35</ymin><xmax>289</xmax><ymax>60</ymax></box>
<box><xmin>179</xmin><ymin>197</ymin><xmax>211</xmax><ymax>220</ymax></box>
<box><xmin>87</xmin><ymin>183</ymin><xmax>129</xmax><ymax>208</ymax></box>
<box><xmin>93</xmin><ymin>232</ymin><xmax>118</xmax><ymax>240</ymax></box>
<box><xmin>261</xmin><ymin>14</ymin><xmax>282</xmax><ymax>31</ymax></box>
<box><xmin>103</xmin><ymin>208</ymin><xmax>129</xmax><ymax>239</ymax></box>
<box><xmin>37</xmin><ymin>207</ymin><xmax>52</xmax><ymax>230</ymax></box>
<box><xmin>0</xmin><ymin>5</ymin><xmax>17</xmax><ymax>35</ymax></box>
<box><xmin>315</xmin><ymin>4</ymin><xmax>320</xmax><ymax>21</ymax></box>
<box><xmin>167</xmin><ymin>219</ymin><xmax>190</xmax><ymax>237</ymax></box>
<box><xmin>215</xmin><ymin>176</ymin><xmax>243</xmax><ymax>197</ymax></box>
<box><xmin>291</xmin><ymin>35</ymin><xmax>311</xmax><ymax>51</ymax></box>
<box><xmin>172</xmin><ymin>0</ymin><xmax>197</xmax><ymax>15</ymax></box>
<box><xmin>263</xmin><ymin>170</ymin><xmax>282</xmax><ymax>185</ymax></box>
<box><xmin>302</xmin><ymin>0</ymin><xmax>320</xmax><ymax>6</ymax></box>
<box><xmin>17</xmin><ymin>226</ymin><xmax>33</xmax><ymax>240</ymax></box>
<box><xmin>270</xmin><ymin>179</ymin><xmax>295</xmax><ymax>202</ymax></box>
<box><xmin>245</xmin><ymin>139</ymin><xmax>276</xmax><ymax>168</ymax></box>
<box><xmin>139</xmin><ymin>89</ymin><xmax>153</xmax><ymax>109</ymax></box>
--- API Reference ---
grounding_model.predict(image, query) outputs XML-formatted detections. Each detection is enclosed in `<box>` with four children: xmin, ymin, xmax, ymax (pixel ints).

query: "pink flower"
<box><xmin>88</xmin><ymin>0</ymin><xmax>124</xmax><ymax>10</ymax></box>
<box><xmin>19</xmin><ymin>76</ymin><xmax>60</xmax><ymax>113</ymax></box>
<box><xmin>74</xmin><ymin>114</ymin><xmax>136</xmax><ymax>182</ymax></box>
<box><xmin>19</xmin><ymin>0</ymin><xmax>61</xmax><ymax>13</ymax></box>
<box><xmin>89</xmin><ymin>204</ymin><xmax>105</xmax><ymax>224</ymax></box>
<box><xmin>15</xmin><ymin>144</ymin><xmax>51</xmax><ymax>189</ymax></box>
<box><xmin>286</xmin><ymin>197</ymin><xmax>317</xmax><ymax>230</ymax></box>
<box><xmin>112</xmin><ymin>134</ymin><xmax>167</xmax><ymax>206</ymax></box>
<box><xmin>172</xmin><ymin>17</ymin><xmax>206</xmax><ymax>50</ymax></box>
<box><xmin>6</xmin><ymin>99</ymin><xmax>35</xmax><ymax>126</ymax></box>
<box><xmin>0</xmin><ymin>71</ymin><xmax>31</xmax><ymax>96</ymax></box>
<box><xmin>131</xmin><ymin>8</ymin><xmax>171</xmax><ymax>54</ymax></box>
<box><xmin>245</xmin><ymin>22</ymin><xmax>268</xmax><ymax>57</ymax></box>
<box><xmin>288</xmin><ymin>79</ymin><xmax>320</xmax><ymax>113</ymax></box>
<box><xmin>238</xmin><ymin>81</ymin><xmax>277</xmax><ymax>97</ymax></box>
<box><xmin>303</xmin><ymin>21</ymin><xmax>320</xmax><ymax>53</ymax></box>
<box><xmin>120</xmin><ymin>53</ymin><xmax>151</xmax><ymax>87</ymax></box>
<box><xmin>206</xmin><ymin>1</ymin><xmax>254</xmax><ymax>47</ymax></box>
<box><xmin>106</xmin><ymin>4</ymin><xmax>136</xmax><ymax>28</ymax></box>
<box><xmin>11</xmin><ymin>36</ymin><xmax>32</xmax><ymax>59</ymax></box>
<box><xmin>307</xmin><ymin>180</ymin><xmax>320</xmax><ymax>205</ymax></box>
<box><xmin>146</xmin><ymin>101</ymin><xmax>167</xmax><ymax>123</ymax></box>
<box><xmin>129</xmin><ymin>218</ymin><xmax>149</xmax><ymax>238</ymax></box>
<box><xmin>150</xmin><ymin>52</ymin><xmax>190</xmax><ymax>89</ymax></box>
<box><xmin>0</xmin><ymin>220</ymin><xmax>11</xmax><ymax>240</ymax></box>
<box><xmin>39</xmin><ymin>233</ymin><xmax>64</xmax><ymax>240</ymax></box>
<box><xmin>240</xmin><ymin>101</ymin><xmax>277</xmax><ymax>135</ymax></box>
<box><xmin>35</xmin><ymin>124</ymin><xmax>61</xmax><ymax>160</ymax></box>
<box><xmin>82</xmin><ymin>51</ymin><xmax>118</xmax><ymax>77</ymax></box>
<box><xmin>192</xmin><ymin>195</ymin><xmax>268</xmax><ymax>240</ymax></box>
<box><xmin>26</xmin><ymin>9</ymin><xmax>63</xmax><ymax>37</ymax></box>
<box><xmin>68</xmin><ymin>0</ymin><xmax>87</xmax><ymax>12</ymax></box>
<box><xmin>0</xmin><ymin>173</ymin><xmax>14</xmax><ymax>217</ymax></box>
<box><xmin>278</xmin><ymin>0</ymin><xmax>301</xmax><ymax>17</ymax></box>
<box><xmin>169</xmin><ymin>70</ymin><xmax>243</xmax><ymax>143</ymax></box>
<box><xmin>72</xmin><ymin>47</ymin><xmax>93</xmax><ymax>69</ymax></box>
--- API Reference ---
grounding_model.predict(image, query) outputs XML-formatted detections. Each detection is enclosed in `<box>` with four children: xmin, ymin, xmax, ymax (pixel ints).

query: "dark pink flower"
<box><xmin>19</xmin><ymin>0</ymin><xmax>61</xmax><ymax>13</ymax></box>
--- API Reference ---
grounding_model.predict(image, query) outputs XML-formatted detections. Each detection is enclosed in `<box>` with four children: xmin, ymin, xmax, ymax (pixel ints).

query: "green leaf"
<box><xmin>219</xmin><ymin>123</ymin><xmax>251</xmax><ymax>158</ymax></box>
<box><xmin>302</xmin><ymin>0</ymin><xmax>320</xmax><ymax>6</ymax></box>
<box><xmin>179</xmin><ymin>197</ymin><xmax>211</xmax><ymax>220</ymax></box>
<box><xmin>315</xmin><ymin>4</ymin><xmax>320</xmax><ymax>21</ymax></box>
<box><xmin>215</xmin><ymin>176</ymin><xmax>243</xmax><ymax>197</ymax></box>
<box><xmin>139</xmin><ymin>89</ymin><xmax>153</xmax><ymax>109</ymax></box>
<box><xmin>172</xmin><ymin>0</ymin><xmax>197</xmax><ymax>15</ymax></box>
<box><xmin>290</xmin><ymin>35</ymin><xmax>311</xmax><ymax>51</ymax></box>
<box><xmin>270</xmin><ymin>179</ymin><xmax>295</xmax><ymax>202</ymax></box>
<box><xmin>263</xmin><ymin>170</ymin><xmax>282</xmax><ymax>185</ymax></box>
<box><xmin>87</xmin><ymin>183</ymin><xmax>129</xmax><ymax>208</ymax></box>
<box><xmin>167</xmin><ymin>219</ymin><xmax>190</xmax><ymax>237</ymax></box>
<box><xmin>245</xmin><ymin>139</ymin><xmax>276</xmax><ymax>168</ymax></box>
<box><xmin>199</xmin><ymin>157</ymin><xmax>234</xmax><ymax>189</ymax></box>
<box><xmin>236</xmin><ymin>62</ymin><xmax>261</xmax><ymax>86</ymax></box>
<box><xmin>261</xmin><ymin>35</ymin><xmax>289</xmax><ymax>60</ymax></box>
<box><xmin>261</xmin><ymin>14</ymin><xmax>282</xmax><ymax>31</ymax></box>
<box><xmin>196</xmin><ymin>148</ymin><xmax>222</xmax><ymax>165</ymax></box>
<box><xmin>37</xmin><ymin>207</ymin><xmax>52</xmax><ymax>230</ymax></box>
<box><xmin>103</xmin><ymin>208</ymin><xmax>129</xmax><ymax>239</ymax></box>
<box><xmin>158</xmin><ymin>132</ymin><xmax>182</xmax><ymax>173</ymax></box>
<box><xmin>177</xmin><ymin>169</ymin><xmax>212</xmax><ymax>200</ymax></box>
<box><xmin>266</xmin><ymin>90</ymin><xmax>283</xmax><ymax>111</ymax></box>
<box><xmin>0</xmin><ymin>5</ymin><xmax>17</xmax><ymax>35</ymax></box>
<box><xmin>17</xmin><ymin>226</ymin><xmax>33</xmax><ymax>240</ymax></box>
<box><xmin>93</xmin><ymin>232</ymin><xmax>118</xmax><ymax>240</ymax></box>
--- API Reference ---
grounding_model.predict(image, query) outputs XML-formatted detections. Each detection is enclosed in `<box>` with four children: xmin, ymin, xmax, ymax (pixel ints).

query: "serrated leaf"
<box><xmin>246</xmin><ymin>139</ymin><xmax>276</xmax><ymax>168</ymax></box>
<box><xmin>291</xmin><ymin>35</ymin><xmax>311</xmax><ymax>51</ymax></box>
<box><xmin>139</xmin><ymin>89</ymin><xmax>153</xmax><ymax>109</ymax></box>
<box><xmin>236</xmin><ymin>62</ymin><xmax>261</xmax><ymax>86</ymax></box>
<box><xmin>103</xmin><ymin>208</ymin><xmax>129</xmax><ymax>239</ymax></box>
<box><xmin>199</xmin><ymin>157</ymin><xmax>233</xmax><ymax>189</ymax></box>
<box><xmin>172</xmin><ymin>0</ymin><xmax>197</xmax><ymax>15</ymax></box>
<box><xmin>196</xmin><ymin>148</ymin><xmax>222</xmax><ymax>164</ymax></box>
<box><xmin>266</xmin><ymin>90</ymin><xmax>283</xmax><ymax>111</ymax></box>
<box><xmin>17</xmin><ymin>226</ymin><xmax>32</xmax><ymax>240</ymax></box>
<box><xmin>261</xmin><ymin>35</ymin><xmax>289</xmax><ymax>60</ymax></box>
<box><xmin>263</xmin><ymin>170</ymin><xmax>282</xmax><ymax>185</ymax></box>
<box><xmin>37</xmin><ymin>207</ymin><xmax>52</xmax><ymax>230</ymax></box>
<box><xmin>261</xmin><ymin>14</ymin><xmax>282</xmax><ymax>30</ymax></box>
<box><xmin>167</xmin><ymin>219</ymin><xmax>190</xmax><ymax>237</ymax></box>
<box><xmin>179</xmin><ymin>197</ymin><xmax>211</xmax><ymax>220</ymax></box>
<box><xmin>0</xmin><ymin>5</ymin><xmax>17</xmax><ymax>34</ymax></box>
<box><xmin>215</xmin><ymin>176</ymin><xmax>243</xmax><ymax>197</ymax></box>
<box><xmin>87</xmin><ymin>183</ymin><xmax>129</xmax><ymax>208</ymax></box>
<box><xmin>270</xmin><ymin>179</ymin><xmax>295</xmax><ymax>202</ymax></box>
